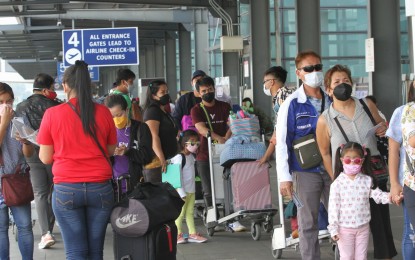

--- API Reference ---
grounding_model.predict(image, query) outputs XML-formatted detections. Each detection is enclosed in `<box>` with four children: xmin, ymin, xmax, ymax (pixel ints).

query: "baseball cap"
<box><xmin>192</xmin><ymin>70</ymin><xmax>206</xmax><ymax>80</ymax></box>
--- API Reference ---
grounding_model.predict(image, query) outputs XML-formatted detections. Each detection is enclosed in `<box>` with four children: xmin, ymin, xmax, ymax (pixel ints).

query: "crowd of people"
<box><xmin>0</xmin><ymin>50</ymin><xmax>413</xmax><ymax>260</ymax></box>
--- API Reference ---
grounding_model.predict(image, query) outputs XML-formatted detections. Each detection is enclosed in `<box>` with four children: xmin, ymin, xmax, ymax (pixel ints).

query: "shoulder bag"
<box><xmin>291</xmin><ymin>91</ymin><xmax>325</xmax><ymax>169</ymax></box>
<box><xmin>333</xmin><ymin>115</ymin><xmax>388</xmax><ymax>183</ymax></box>
<box><xmin>359</xmin><ymin>99</ymin><xmax>389</xmax><ymax>164</ymax></box>
<box><xmin>0</xmin><ymin>149</ymin><xmax>34</xmax><ymax>206</ymax></box>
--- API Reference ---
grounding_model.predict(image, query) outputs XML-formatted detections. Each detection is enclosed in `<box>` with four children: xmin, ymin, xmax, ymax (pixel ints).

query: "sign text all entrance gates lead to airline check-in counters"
<box><xmin>62</xmin><ymin>27</ymin><xmax>139</xmax><ymax>67</ymax></box>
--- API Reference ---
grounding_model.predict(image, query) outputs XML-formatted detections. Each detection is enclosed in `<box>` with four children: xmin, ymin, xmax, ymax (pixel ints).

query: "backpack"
<box><xmin>181</xmin><ymin>115</ymin><xmax>198</xmax><ymax>132</ymax></box>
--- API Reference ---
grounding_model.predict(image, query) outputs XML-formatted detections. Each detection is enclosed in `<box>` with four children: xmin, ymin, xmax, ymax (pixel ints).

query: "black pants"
<box><xmin>369</xmin><ymin>182</ymin><xmax>397</xmax><ymax>259</ymax></box>
<box><xmin>195</xmin><ymin>161</ymin><xmax>212</xmax><ymax>207</ymax></box>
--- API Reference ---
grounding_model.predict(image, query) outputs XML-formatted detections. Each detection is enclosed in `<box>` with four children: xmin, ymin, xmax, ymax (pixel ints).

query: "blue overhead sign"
<box><xmin>57</xmin><ymin>62</ymin><xmax>100</xmax><ymax>82</ymax></box>
<box><xmin>62</xmin><ymin>27</ymin><xmax>139</xmax><ymax>67</ymax></box>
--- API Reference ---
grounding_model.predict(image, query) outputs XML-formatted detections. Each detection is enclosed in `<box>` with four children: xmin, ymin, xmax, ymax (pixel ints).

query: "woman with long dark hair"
<box><xmin>143</xmin><ymin>80</ymin><xmax>178</xmax><ymax>182</ymax></box>
<box><xmin>316</xmin><ymin>64</ymin><xmax>396</xmax><ymax>259</ymax></box>
<box><xmin>38</xmin><ymin>60</ymin><xmax>117</xmax><ymax>259</ymax></box>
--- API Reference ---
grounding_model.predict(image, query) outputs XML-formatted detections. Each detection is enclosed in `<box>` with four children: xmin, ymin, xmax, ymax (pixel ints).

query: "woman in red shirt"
<box><xmin>38</xmin><ymin>60</ymin><xmax>117</xmax><ymax>260</ymax></box>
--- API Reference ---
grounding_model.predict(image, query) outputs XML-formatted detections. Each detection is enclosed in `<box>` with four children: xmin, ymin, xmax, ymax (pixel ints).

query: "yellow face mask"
<box><xmin>113</xmin><ymin>115</ymin><xmax>128</xmax><ymax>129</ymax></box>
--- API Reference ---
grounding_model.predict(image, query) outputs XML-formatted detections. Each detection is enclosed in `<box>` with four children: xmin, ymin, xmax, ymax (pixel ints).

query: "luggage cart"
<box><xmin>271</xmin><ymin>177</ymin><xmax>331</xmax><ymax>258</ymax></box>
<box><xmin>205</xmin><ymin>134</ymin><xmax>277</xmax><ymax>241</ymax></box>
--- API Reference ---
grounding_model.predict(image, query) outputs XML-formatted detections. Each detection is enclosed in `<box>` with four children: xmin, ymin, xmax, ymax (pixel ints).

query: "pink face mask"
<box><xmin>343</xmin><ymin>164</ymin><xmax>362</xmax><ymax>175</ymax></box>
<box><xmin>186</xmin><ymin>144</ymin><xmax>199</xmax><ymax>154</ymax></box>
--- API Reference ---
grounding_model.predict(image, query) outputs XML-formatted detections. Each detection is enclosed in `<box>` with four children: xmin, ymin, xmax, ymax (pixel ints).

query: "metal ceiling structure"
<box><xmin>0</xmin><ymin>0</ymin><xmax>214</xmax><ymax>79</ymax></box>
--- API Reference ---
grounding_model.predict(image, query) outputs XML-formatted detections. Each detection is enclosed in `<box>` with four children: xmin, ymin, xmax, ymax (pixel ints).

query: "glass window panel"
<box><xmin>240</xmin><ymin>3</ymin><xmax>249</xmax><ymax>14</ymax></box>
<box><xmin>270</xmin><ymin>35</ymin><xmax>276</xmax><ymax>59</ymax></box>
<box><xmin>401</xmin><ymin>9</ymin><xmax>408</xmax><ymax>32</ymax></box>
<box><xmin>240</xmin><ymin>13</ymin><xmax>250</xmax><ymax>37</ymax></box>
<box><xmin>270</xmin><ymin>0</ymin><xmax>275</xmax><ymax>9</ymax></box>
<box><xmin>282</xmin><ymin>59</ymin><xmax>297</xmax><ymax>84</ymax></box>
<box><xmin>402</xmin><ymin>63</ymin><xmax>410</xmax><ymax>75</ymax></box>
<box><xmin>282</xmin><ymin>35</ymin><xmax>297</xmax><ymax>58</ymax></box>
<box><xmin>320</xmin><ymin>0</ymin><xmax>366</xmax><ymax>7</ymax></box>
<box><xmin>321</xmin><ymin>9</ymin><xmax>367</xmax><ymax>32</ymax></box>
<box><xmin>321</xmin><ymin>34</ymin><xmax>366</xmax><ymax>57</ymax></box>
<box><xmin>282</xmin><ymin>9</ymin><xmax>296</xmax><ymax>33</ymax></box>
<box><xmin>400</xmin><ymin>0</ymin><xmax>405</xmax><ymax>7</ymax></box>
<box><xmin>280</xmin><ymin>0</ymin><xmax>295</xmax><ymax>8</ymax></box>
<box><xmin>401</xmin><ymin>33</ymin><xmax>409</xmax><ymax>57</ymax></box>
<box><xmin>323</xmin><ymin>59</ymin><xmax>367</xmax><ymax>79</ymax></box>
<box><xmin>270</xmin><ymin>9</ymin><xmax>275</xmax><ymax>32</ymax></box>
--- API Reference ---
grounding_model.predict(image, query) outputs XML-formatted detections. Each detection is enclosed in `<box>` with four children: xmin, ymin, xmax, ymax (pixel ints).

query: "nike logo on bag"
<box><xmin>115</xmin><ymin>214</ymin><xmax>142</xmax><ymax>228</ymax></box>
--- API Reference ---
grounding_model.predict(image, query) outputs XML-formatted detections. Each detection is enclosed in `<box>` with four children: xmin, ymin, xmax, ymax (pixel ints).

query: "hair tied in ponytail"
<box><xmin>75</xmin><ymin>60</ymin><xmax>88</xmax><ymax>67</ymax></box>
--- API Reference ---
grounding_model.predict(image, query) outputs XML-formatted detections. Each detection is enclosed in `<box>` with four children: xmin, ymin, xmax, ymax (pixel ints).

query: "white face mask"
<box><xmin>127</xmin><ymin>84</ymin><xmax>134</xmax><ymax>93</ymax></box>
<box><xmin>263</xmin><ymin>84</ymin><xmax>272</xmax><ymax>96</ymax></box>
<box><xmin>303</xmin><ymin>71</ymin><xmax>323</xmax><ymax>88</ymax></box>
<box><xmin>0</xmin><ymin>104</ymin><xmax>11</xmax><ymax>117</ymax></box>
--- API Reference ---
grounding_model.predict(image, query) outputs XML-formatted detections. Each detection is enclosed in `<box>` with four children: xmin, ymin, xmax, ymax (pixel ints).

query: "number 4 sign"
<box><xmin>63</xmin><ymin>30</ymin><xmax>83</xmax><ymax>67</ymax></box>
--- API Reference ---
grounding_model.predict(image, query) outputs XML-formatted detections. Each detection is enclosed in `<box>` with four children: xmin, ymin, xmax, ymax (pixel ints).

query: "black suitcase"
<box><xmin>112</xmin><ymin>175</ymin><xmax>178</xmax><ymax>260</ymax></box>
<box><xmin>113</xmin><ymin>222</ymin><xmax>178</xmax><ymax>260</ymax></box>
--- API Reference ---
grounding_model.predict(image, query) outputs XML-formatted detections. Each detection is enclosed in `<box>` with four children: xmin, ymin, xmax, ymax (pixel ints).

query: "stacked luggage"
<box><xmin>205</xmin><ymin>109</ymin><xmax>276</xmax><ymax>239</ymax></box>
<box><xmin>111</xmin><ymin>175</ymin><xmax>184</xmax><ymax>260</ymax></box>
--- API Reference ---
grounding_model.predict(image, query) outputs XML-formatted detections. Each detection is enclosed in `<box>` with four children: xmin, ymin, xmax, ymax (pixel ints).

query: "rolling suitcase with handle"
<box><xmin>230</xmin><ymin>161</ymin><xmax>272</xmax><ymax>211</ymax></box>
<box><xmin>112</xmin><ymin>175</ymin><xmax>178</xmax><ymax>260</ymax></box>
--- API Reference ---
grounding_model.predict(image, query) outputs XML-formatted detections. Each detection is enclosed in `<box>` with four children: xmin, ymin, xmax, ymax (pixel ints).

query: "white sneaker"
<box><xmin>229</xmin><ymin>221</ymin><xmax>246</xmax><ymax>232</ymax></box>
<box><xmin>318</xmin><ymin>229</ymin><xmax>329</xmax><ymax>236</ymax></box>
<box><xmin>38</xmin><ymin>231</ymin><xmax>55</xmax><ymax>249</ymax></box>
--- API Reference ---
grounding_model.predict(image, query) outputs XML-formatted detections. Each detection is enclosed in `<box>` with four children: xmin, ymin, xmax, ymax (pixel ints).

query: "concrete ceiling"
<box><xmin>0</xmin><ymin>0</ymin><xmax>214</xmax><ymax>79</ymax></box>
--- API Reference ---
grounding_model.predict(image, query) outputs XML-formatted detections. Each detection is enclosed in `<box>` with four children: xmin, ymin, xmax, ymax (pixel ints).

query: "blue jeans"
<box><xmin>52</xmin><ymin>182</ymin><xmax>114</xmax><ymax>260</ymax></box>
<box><xmin>402</xmin><ymin>201</ymin><xmax>415</xmax><ymax>260</ymax></box>
<box><xmin>0</xmin><ymin>203</ymin><xmax>34</xmax><ymax>260</ymax></box>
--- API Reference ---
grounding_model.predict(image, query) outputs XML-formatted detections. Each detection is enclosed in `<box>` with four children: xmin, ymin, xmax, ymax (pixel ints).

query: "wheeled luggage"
<box><xmin>113</xmin><ymin>222</ymin><xmax>177</xmax><ymax>260</ymax></box>
<box><xmin>230</xmin><ymin>161</ymin><xmax>272</xmax><ymax>211</ymax></box>
<box><xmin>112</xmin><ymin>175</ymin><xmax>180</xmax><ymax>260</ymax></box>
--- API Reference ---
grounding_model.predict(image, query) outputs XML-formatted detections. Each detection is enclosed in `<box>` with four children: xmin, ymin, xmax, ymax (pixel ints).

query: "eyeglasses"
<box><xmin>185</xmin><ymin>141</ymin><xmax>200</xmax><ymax>147</ymax></box>
<box><xmin>341</xmin><ymin>157</ymin><xmax>363</xmax><ymax>165</ymax></box>
<box><xmin>263</xmin><ymin>79</ymin><xmax>276</xmax><ymax>84</ymax></box>
<box><xmin>298</xmin><ymin>64</ymin><xmax>323</xmax><ymax>73</ymax></box>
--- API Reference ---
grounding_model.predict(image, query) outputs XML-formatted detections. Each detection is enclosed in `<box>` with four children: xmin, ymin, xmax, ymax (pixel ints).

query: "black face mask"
<box><xmin>202</xmin><ymin>92</ymin><xmax>215</xmax><ymax>103</ymax></box>
<box><xmin>333</xmin><ymin>83</ymin><xmax>352</xmax><ymax>101</ymax></box>
<box><xmin>158</xmin><ymin>94</ymin><xmax>170</xmax><ymax>106</ymax></box>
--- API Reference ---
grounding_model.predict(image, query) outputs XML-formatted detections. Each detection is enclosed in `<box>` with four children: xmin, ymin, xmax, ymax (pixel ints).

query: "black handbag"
<box><xmin>359</xmin><ymin>99</ymin><xmax>389</xmax><ymax>164</ymax></box>
<box><xmin>110</xmin><ymin>182</ymin><xmax>184</xmax><ymax>237</ymax></box>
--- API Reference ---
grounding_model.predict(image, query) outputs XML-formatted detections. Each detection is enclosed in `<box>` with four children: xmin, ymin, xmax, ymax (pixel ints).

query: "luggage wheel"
<box><xmin>207</xmin><ymin>227</ymin><xmax>215</xmax><ymax>237</ymax></box>
<box><xmin>272</xmin><ymin>249</ymin><xmax>283</xmax><ymax>259</ymax></box>
<box><xmin>270</xmin><ymin>229</ymin><xmax>283</xmax><ymax>259</ymax></box>
<box><xmin>250</xmin><ymin>222</ymin><xmax>261</xmax><ymax>241</ymax></box>
<box><xmin>262</xmin><ymin>216</ymin><xmax>273</xmax><ymax>233</ymax></box>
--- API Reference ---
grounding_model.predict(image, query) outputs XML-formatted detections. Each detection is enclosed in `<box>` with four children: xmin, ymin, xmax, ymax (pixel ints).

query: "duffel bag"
<box><xmin>111</xmin><ymin>182</ymin><xmax>184</xmax><ymax>237</ymax></box>
<box><xmin>220</xmin><ymin>140</ymin><xmax>266</xmax><ymax>168</ymax></box>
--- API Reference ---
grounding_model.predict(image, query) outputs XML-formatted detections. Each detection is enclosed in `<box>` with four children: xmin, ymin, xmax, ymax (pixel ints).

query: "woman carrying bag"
<box><xmin>0</xmin><ymin>82</ymin><xmax>35</xmax><ymax>260</ymax></box>
<box><xmin>38</xmin><ymin>60</ymin><xmax>117</xmax><ymax>259</ymax></box>
<box><xmin>316</xmin><ymin>64</ymin><xmax>396</xmax><ymax>259</ymax></box>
